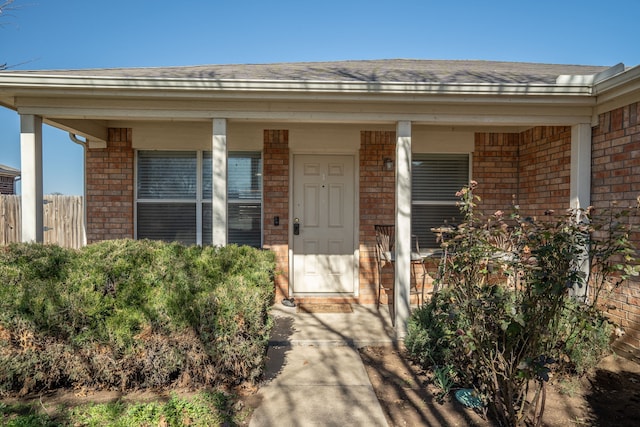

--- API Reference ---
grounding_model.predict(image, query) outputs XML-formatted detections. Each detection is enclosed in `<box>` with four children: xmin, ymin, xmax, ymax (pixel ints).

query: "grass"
<box><xmin>0</xmin><ymin>390</ymin><xmax>243</xmax><ymax>426</ymax></box>
<box><xmin>556</xmin><ymin>376</ymin><xmax>583</xmax><ymax>398</ymax></box>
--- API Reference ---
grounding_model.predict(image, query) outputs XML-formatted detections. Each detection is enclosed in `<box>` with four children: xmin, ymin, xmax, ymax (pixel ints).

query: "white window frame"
<box><xmin>411</xmin><ymin>152</ymin><xmax>472</xmax><ymax>249</ymax></box>
<box><xmin>135</xmin><ymin>150</ymin><xmax>263</xmax><ymax>247</ymax></box>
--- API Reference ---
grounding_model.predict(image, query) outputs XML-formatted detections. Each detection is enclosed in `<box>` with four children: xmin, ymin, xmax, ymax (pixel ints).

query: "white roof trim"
<box><xmin>594</xmin><ymin>63</ymin><xmax>640</xmax><ymax>94</ymax></box>
<box><xmin>0</xmin><ymin>73</ymin><xmax>595</xmax><ymax>96</ymax></box>
<box><xmin>556</xmin><ymin>63</ymin><xmax>626</xmax><ymax>86</ymax></box>
<box><xmin>0</xmin><ymin>164</ymin><xmax>20</xmax><ymax>176</ymax></box>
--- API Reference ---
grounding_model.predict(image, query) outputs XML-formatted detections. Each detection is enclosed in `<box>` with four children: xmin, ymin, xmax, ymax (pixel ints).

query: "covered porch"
<box><xmin>2</xmin><ymin>60</ymin><xmax>636</xmax><ymax>339</ymax></box>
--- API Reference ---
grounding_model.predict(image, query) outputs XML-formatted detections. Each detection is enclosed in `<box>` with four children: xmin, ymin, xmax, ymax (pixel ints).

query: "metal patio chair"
<box><xmin>374</xmin><ymin>224</ymin><xmax>428</xmax><ymax>313</ymax></box>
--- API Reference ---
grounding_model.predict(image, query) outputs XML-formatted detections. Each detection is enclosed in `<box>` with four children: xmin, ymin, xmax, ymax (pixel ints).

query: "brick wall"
<box><xmin>592</xmin><ymin>102</ymin><xmax>640</xmax><ymax>354</ymax></box>
<box><xmin>85</xmin><ymin>128</ymin><xmax>134</xmax><ymax>243</ymax></box>
<box><xmin>0</xmin><ymin>176</ymin><xmax>15</xmax><ymax>195</ymax></box>
<box><xmin>518</xmin><ymin>126</ymin><xmax>572</xmax><ymax>218</ymax></box>
<box><xmin>262</xmin><ymin>130</ymin><xmax>290</xmax><ymax>302</ymax></box>
<box><xmin>473</xmin><ymin>133</ymin><xmax>520</xmax><ymax>215</ymax></box>
<box><xmin>473</xmin><ymin>127</ymin><xmax>571</xmax><ymax>218</ymax></box>
<box><xmin>359</xmin><ymin>131</ymin><xmax>396</xmax><ymax>304</ymax></box>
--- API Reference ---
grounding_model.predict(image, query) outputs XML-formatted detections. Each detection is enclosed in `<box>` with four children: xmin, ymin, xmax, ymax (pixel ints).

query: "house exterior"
<box><xmin>1</xmin><ymin>59</ymin><xmax>639</xmax><ymax>346</ymax></box>
<box><xmin>0</xmin><ymin>164</ymin><xmax>20</xmax><ymax>194</ymax></box>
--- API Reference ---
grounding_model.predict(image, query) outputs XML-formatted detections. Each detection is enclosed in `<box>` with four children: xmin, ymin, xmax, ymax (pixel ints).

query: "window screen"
<box><xmin>412</xmin><ymin>153</ymin><xmax>470</xmax><ymax>248</ymax></box>
<box><xmin>228</xmin><ymin>152</ymin><xmax>262</xmax><ymax>247</ymax></box>
<box><xmin>137</xmin><ymin>151</ymin><xmax>198</xmax><ymax>244</ymax></box>
<box><xmin>136</xmin><ymin>150</ymin><xmax>262</xmax><ymax>248</ymax></box>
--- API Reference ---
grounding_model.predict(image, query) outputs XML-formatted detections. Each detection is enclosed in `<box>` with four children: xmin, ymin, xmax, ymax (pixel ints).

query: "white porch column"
<box><xmin>212</xmin><ymin>118</ymin><xmax>228</xmax><ymax>246</ymax></box>
<box><xmin>20</xmin><ymin>114</ymin><xmax>44</xmax><ymax>243</ymax></box>
<box><xmin>395</xmin><ymin>121</ymin><xmax>412</xmax><ymax>337</ymax></box>
<box><xmin>570</xmin><ymin>123</ymin><xmax>592</xmax><ymax>212</ymax></box>
<box><xmin>570</xmin><ymin>123</ymin><xmax>592</xmax><ymax>300</ymax></box>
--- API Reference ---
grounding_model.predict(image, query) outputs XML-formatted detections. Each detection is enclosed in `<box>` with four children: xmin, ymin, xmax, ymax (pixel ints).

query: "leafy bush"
<box><xmin>405</xmin><ymin>182</ymin><xmax>639</xmax><ymax>426</ymax></box>
<box><xmin>0</xmin><ymin>240</ymin><xmax>275</xmax><ymax>396</ymax></box>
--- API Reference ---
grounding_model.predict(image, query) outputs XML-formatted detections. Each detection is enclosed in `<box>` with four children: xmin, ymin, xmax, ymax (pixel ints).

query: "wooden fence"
<box><xmin>0</xmin><ymin>195</ymin><xmax>86</xmax><ymax>249</ymax></box>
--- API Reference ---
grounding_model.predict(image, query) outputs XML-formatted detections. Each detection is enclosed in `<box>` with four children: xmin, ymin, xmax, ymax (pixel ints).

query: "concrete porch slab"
<box><xmin>269</xmin><ymin>303</ymin><xmax>397</xmax><ymax>348</ymax></box>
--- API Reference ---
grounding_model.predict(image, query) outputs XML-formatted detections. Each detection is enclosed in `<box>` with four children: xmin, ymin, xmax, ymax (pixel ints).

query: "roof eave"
<box><xmin>594</xmin><ymin>64</ymin><xmax>640</xmax><ymax>105</ymax></box>
<box><xmin>0</xmin><ymin>73</ymin><xmax>595</xmax><ymax>99</ymax></box>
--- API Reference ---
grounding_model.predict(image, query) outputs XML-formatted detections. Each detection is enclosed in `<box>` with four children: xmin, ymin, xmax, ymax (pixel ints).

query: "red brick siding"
<box><xmin>359</xmin><ymin>131</ymin><xmax>396</xmax><ymax>304</ymax></box>
<box><xmin>592</xmin><ymin>103</ymin><xmax>640</xmax><ymax>352</ymax></box>
<box><xmin>518</xmin><ymin>126</ymin><xmax>572</xmax><ymax>218</ymax></box>
<box><xmin>85</xmin><ymin>128</ymin><xmax>134</xmax><ymax>243</ymax></box>
<box><xmin>262</xmin><ymin>130</ymin><xmax>290</xmax><ymax>301</ymax></box>
<box><xmin>473</xmin><ymin>133</ymin><xmax>520</xmax><ymax>215</ymax></box>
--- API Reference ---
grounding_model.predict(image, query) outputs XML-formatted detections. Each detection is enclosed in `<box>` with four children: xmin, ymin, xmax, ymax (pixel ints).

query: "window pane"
<box><xmin>411</xmin><ymin>153</ymin><xmax>469</xmax><ymax>249</ymax></box>
<box><xmin>203</xmin><ymin>152</ymin><xmax>262</xmax><ymax>200</ymax></box>
<box><xmin>228</xmin><ymin>203</ymin><xmax>262</xmax><ymax>247</ymax></box>
<box><xmin>412</xmin><ymin>154</ymin><xmax>469</xmax><ymax>201</ymax></box>
<box><xmin>412</xmin><ymin>204</ymin><xmax>462</xmax><ymax>249</ymax></box>
<box><xmin>137</xmin><ymin>150</ymin><xmax>263</xmax><ymax>248</ymax></box>
<box><xmin>227</xmin><ymin>152</ymin><xmax>262</xmax><ymax>248</ymax></box>
<box><xmin>138</xmin><ymin>151</ymin><xmax>197</xmax><ymax>199</ymax></box>
<box><xmin>202</xmin><ymin>203</ymin><xmax>212</xmax><ymax>246</ymax></box>
<box><xmin>228</xmin><ymin>152</ymin><xmax>262</xmax><ymax>200</ymax></box>
<box><xmin>203</xmin><ymin>151</ymin><xmax>212</xmax><ymax>199</ymax></box>
<box><xmin>137</xmin><ymin>203</ymin><xmax>197</xmax><ymax>245</ymax></box>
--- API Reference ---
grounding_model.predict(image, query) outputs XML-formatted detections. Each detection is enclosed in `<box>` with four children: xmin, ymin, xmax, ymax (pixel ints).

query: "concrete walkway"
<box><xmin>249</xmin><ymin>304</ymin><xmax>397</xmax><ymax>427</ymax></box>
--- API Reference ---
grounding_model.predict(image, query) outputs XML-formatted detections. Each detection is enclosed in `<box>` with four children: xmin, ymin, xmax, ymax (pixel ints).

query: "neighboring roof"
<box><xmin>0</xmin><ymin>164</ymin><xmax>20</xmax><ymax>177</ymax></box>
<box><xmin>1</xmin><ymin>59</ymin><xmax>612</xmax><ymax>85</ymax></box>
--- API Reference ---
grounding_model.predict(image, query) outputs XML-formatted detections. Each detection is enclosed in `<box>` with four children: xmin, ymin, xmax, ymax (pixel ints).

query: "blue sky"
<box><xmin>1</xmin><ymin>0</ymin><xmax>639</xmax><ymax>194</ymax></box>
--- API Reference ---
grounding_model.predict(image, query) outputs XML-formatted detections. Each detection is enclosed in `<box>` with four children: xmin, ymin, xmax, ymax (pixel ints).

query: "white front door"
<box><xmin>292</xmin><ymin>154</ymin><xmax>355</xmax><ymax>294</ymax></box>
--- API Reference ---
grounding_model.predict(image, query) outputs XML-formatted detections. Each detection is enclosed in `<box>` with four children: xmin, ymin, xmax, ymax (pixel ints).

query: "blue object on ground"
<box><xmin>282</xmin><ymin>298</ymin><xmax>295</xmax><ymax>307</ymax></box>
<box><xmin>455</xmin><ymin>388</ymin><xmax>483</xmax><ymax>408</ymax></box>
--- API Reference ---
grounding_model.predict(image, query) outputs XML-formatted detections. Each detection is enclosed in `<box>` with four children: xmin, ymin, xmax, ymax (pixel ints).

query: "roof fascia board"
<box><xmin>14</xmin><ymin>95</ymin><xmax>596</xmax><ymax>112</ymax></box>
<box><xmin>15</xmin><ymin>96</ymin><xmax>594</xmax><ymax>121</ymax></box>
<box><xmin>594</xmin><ymin>64</ymin><xmax>640</xmax><ymax>103</ymax></box>
<box><xmin>591</xmin><ymin>64</ymin><xmax>640</xmax><ymax>118</ymax></box>
<box><xmin>594</xmin><ymin>64</ymin><xmax>640</xmax><ymax>93</ymax></box>
<box><xmin>10</xmin><ymin>88</ymin><xmax>596</xmax><ymax>109</ymax></box>
<box><xmin>0</xmin><ymin>167</ymin><xmax>20</xmax><ymax>176</ymax></box>
<box><xmin>7</xmin><ymin>90</ymin><xmax>598</xmax><ymax>109</ymax></box>
<box><xmin>0</xmin><ymin>73</ymin><xmax>594</xmax><ymax>96</ymax></box>
<box><xmin>17</xmin><ymin>105</ymin><xmax>592</xmax><ymax>127</ymax></box>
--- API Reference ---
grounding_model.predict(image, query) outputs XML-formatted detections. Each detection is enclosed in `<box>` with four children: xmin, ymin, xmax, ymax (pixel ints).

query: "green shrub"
<box><xmin>0</xmin><ymin>240</ymin><xmax>276</xmax><ymax>396</ymax></box>
<box><xmin>405</xmin><ymin>287</ymin><xmax>461</xmax><ymax>368</ymax></box>
<box><xmin>558</xmin><ymin>300</ymin><xmax>614</xmax><ymax>375</ymax></box>
<box><xmin>405</xmin><ymin>182</ymin><xmax>638</xmax><ymax>426</ymax></box>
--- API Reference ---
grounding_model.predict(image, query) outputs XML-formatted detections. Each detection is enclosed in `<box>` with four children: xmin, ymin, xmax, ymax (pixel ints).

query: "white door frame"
<box><xmin>288</xmin><ymin>151</ymin><xmax>360</xmax><ymax>297</ymax></box>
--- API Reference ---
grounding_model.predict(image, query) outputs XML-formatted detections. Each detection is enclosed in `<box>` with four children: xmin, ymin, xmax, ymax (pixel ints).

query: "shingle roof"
<box><xmin>0</xmin><ymin>164</ymin><xmax>20</xmax><ymax>177</ymax></box>
<box><xmin>3</xmin><ymin>59</ymin><xmax>611</xmax><ymax>85</ymax></box>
